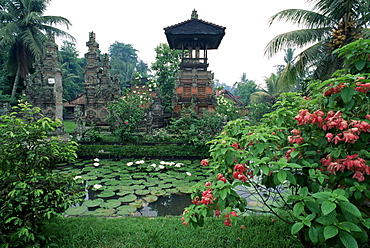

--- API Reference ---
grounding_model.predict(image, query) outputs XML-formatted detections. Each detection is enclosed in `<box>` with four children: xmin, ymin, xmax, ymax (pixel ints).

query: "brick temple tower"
<box><xmin>164</xmin><ymin>10</ymin><xmax>226</xmax><ymax>116</ymax></box>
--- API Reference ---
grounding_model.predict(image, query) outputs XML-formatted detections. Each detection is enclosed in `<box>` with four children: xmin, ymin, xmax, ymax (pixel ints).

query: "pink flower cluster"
<box><xmin>224</xmin><ymin>211</ymin><xmax>238</xmax><ymax>226</ymax></box>
<box><xmin>355</xmin><ymin>77</ymin><xmax>370</xmax><ymax>93</ymax></box>
<box><xmin>288</xmin><ymin>129</ymin><xmax>304</xmax><ymax>144</ymax></box>
<box><xmin>192</xmin><ymin>184</ymin><xmax>215</xmax><ymax>206</ymax></box>
<box><xmin>200</xmin><ymin>159</ymin><xmax>209</xmax><ymax>166</ymax></box>
<box><xmin>321</xmin><ymin>154</ymin><xmax>370</xmax><ymax>182</ymax></box>
<box><xmin>217</xmin><ymin>173</ymin><xmax>227</xmax><ymax>183</ymax></box>
<box><xmin>324</xmin><ymin>83</ymin><xmax>346</xmax><ymax>96</ymax></box>
<box><xmin>295</xmin><ymin>110</ymin><xmax>370</xmax><ymax>144</ymax></box>
<box><xmin>232</xmin><ymin>164</ymin><xmax>253</xmax><ymax>182</ymax></box>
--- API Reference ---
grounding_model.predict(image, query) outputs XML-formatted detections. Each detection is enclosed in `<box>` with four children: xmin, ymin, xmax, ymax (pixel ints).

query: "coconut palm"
<box><xmin>0</xmin><ymin>0</ymin><xmax>73</xmax><ymax>98</ymax></box>
<box><xmin>265</xmin><ymin>0</ymin><xmax>370</xmax><ymax>82</ymax></box>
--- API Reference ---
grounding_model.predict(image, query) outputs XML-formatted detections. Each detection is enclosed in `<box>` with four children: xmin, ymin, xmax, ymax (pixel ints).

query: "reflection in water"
<box><xmin>138</xmin><ymin>195</ymin><xmax>192</xmax><ymax>216</ymax></box>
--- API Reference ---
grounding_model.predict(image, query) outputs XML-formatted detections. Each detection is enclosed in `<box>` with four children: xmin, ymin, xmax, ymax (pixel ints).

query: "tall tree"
<box><xmin>109</xmin><ymin>42</ymin><xmax>139</xmax><ymax>84</ymax></box>
<box><xmin>59</xmin><ymin>41</ymin><xmax>85</xmax><ymax>101</ymax></box>
<box><xmin>0</xmin><ymin>0</ymin><xmax>74</xmax><ymax>98</ymax></box>
<box><xmin>265</xmin><ymin>0</ymin><xmax>370</xmax><ymax>81</ymax></box>
<box><xmin>232</xmin><ymin>73</ymin><xmax>259</xmax><ymax>105</ymax></box>
<box><xmin>151</xmin><ymin>43</ymin><xmax>182</xmax><ymax>109</ymax></box>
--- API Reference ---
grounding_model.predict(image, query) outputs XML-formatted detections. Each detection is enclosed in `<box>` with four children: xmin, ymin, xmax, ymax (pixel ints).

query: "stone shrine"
<box><xmin>84</xmin><ymin>32</ymin><xmax>121</xmax><ymax>126</ymax></box>
<box><xmin>164</xmin><ymin>10</ymin><xmax>226</xmax><ymax>116</ymax></box>
<box><xmin>26</xmin><ymin>34</ymin><xmax>63</xmax><ymax>124</ymax></box>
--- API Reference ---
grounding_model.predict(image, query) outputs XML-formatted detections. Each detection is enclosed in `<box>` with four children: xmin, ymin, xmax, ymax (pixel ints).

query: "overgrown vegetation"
<box><xmin>0</xmin><ymin>102</ymin><xmax>84</xmax><ymax>247</ymax></box>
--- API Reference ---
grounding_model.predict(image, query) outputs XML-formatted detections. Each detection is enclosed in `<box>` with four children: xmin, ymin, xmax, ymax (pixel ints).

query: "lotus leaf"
<box><xmin>105</xmin><ymin>180</ymin><xmax>121</xmax><ymax>186</ymax></box>
<box><xmin>118</xmin><ymin>194</ymin><xmax>137</xmax><ymax>202</ymax></box>
<box><xmin>83</xmin><ymin>198</ymin><xmax>104</xmax><ymax>207</ymax></box>
<box><xmin>116</xmin><ymin>206</ymin><xmax>137</xmax><ymax>215</ymax></box>
<box><xmin>91</xmin><ymin>208</ymin><xmax>116</xmax><ymax>216</ymax></box>
<box><xmin>135</xmin><ymin>189</ymin><xmax>150</xmax><ymax>195</ymax></box>
<box><xmin>81</xmin><ymin>174</ymin><xmax>97</xmax><ymax>180</ymax></box>
<box><xmin>97</xmin><ymin>190</ymin><xmax>115</xmax><ymax>198</ymax></box>
<box><xmin>65</xmin><ymin>206</ymin><xmax>88</xmax><ymax>216</ymax></box>
<box><xmin>176</xmin><ymin>186</ymin><xmax>193</xmax><ymax>194</ymax></box>
<box><xmin>151</xmin><ymin>189</ymin><xmax>166</xmax><ymax>196</ymax></box>
<box><xmin>129</xmin><ymin>200</ymin><xmax>144</xmax><ymax>208</ymax></box>
<box><xmin>100</xmin><ymin>199</ymin><xmax>122</xmax><ymax>209</ymax></box>
<box><xmin>130</xmin><ymin>184</ymin><xmax>145</xmax><ymax>190</ymax></box>
<box><xmin>161</xmin><ymin>183</ymin><xmax>173</xmax><ymax>189</ymax></box>
<box><xmin>116</xmin><ymin>190</ymin><xmax>135</xmax><ymax>196</ymax></box>
<box><xmin>142</xmin><ymin>195</ymin><xmax>158</xmax><ymax>203</ymax></box>
<box><xmin>87</xmin><ymin>180</ymin><xmax>102</xmax><ymax>186</ymax></box>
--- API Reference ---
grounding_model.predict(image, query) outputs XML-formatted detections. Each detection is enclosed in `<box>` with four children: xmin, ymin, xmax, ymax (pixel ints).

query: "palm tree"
<box><xmin>265</xmin><ymin>0</ymin><xmax>370</xmax><ymax>82</ymax></box>
<box><xmin>0</xmin><ymin>0</ymin><xmax>73</xmax><ymax>98</ymax></box>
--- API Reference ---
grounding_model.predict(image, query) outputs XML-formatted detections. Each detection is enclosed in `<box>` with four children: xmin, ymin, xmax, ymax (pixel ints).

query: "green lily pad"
<box><xmin>142</xmin><ymin>195</ymin><xmax>158</xmax><ymax>203</ymax></box>
<box><xmin>135</xmin><ymin>189</ymin><xmax>150</xmax><ymax>195</ymax></box>
<box><xmin>116</xmin><ymin>190</ymin><xmax>135</xmax><ymax>196</ymax></box>
<box><xmin>100</xmin><ymin>199</ymin><xmax>122</xmax><ymax>209</ymax></box>
<box><xmin>105</xmin><ymin>180</ymin><xmax>121</xmax><ymax>186</ymax></box>
<box><xmin>176</xmin><ymin>186</ymin><xmax>193</xmax><ymax>194</ymax></box>
<box><xmin>130</xmin><ymin>184</ymin><xmax>145</xmax><ymax>190</ymax></box>
<box><xmin>91</xmin><ymin>208</ymin><xmax>116</xmax><ymax>216</ymax></box>
<box><xmin>83</xmin><ymin>198</ymin><xmax>104</xmax><ymax>207</ymax></box>
<box><xmin>161</xmin><ymin>183</ymin><xmax>173</xmax><ymax>189</ymax></box>
<box><xmin>129</xmin><ymin>200</ymin><xmax>144</xmax><ymax>208</ymax></box>
<box><xmin>116</xmin><ymin>205</ymin><xmax>137</xmax><ymax>215</ymax></box>
<box><xmin>87</xmin><ymin>180</ymin><xmax>102</xmax><ymax>186</ymax></box>
<box><xmin>118</xmin><ymin>194</ymin><xmax>137</xmax><ymax>202</ymax></box>
<box><xmin>65</xmin><ymin>206</ymin><xmax>88</xmax><ymax>216</ymax></box>
<box><xmin>151</xmin><ymin>189</ymin><xmax>166</xmax><ymax>196</ymax></box>
<box><xmin>97</xmin><ymin>190</ymin><xmax>116</xmax><ymax>198</ymax></box>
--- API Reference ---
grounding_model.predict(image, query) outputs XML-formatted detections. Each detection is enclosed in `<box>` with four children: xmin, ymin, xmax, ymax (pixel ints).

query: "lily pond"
<box><xmin>57</xmin><ymin>158</ymin><xmax>210</xmax><ymax>217</ymax></box>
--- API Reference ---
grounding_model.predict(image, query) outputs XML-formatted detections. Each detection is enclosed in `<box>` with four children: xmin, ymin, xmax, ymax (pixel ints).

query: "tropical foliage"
<box><xmin>265</xmin><ymin>0</ymin><xmax>370</xmax><ymax>83</ymax></box>
<box><xmin>183</xmin><ymin>40</ymin><xmax>370</xmax><ymax>248</ymax></box>
<box><xmin>0</xmin><ymin>0</ymin><xmax>74</xmax><ymax>98</ymax></box>
<box><xmin>0</xmin><ymin>102</ymin><xmax>83</xmax><ymax>247</ymax></box>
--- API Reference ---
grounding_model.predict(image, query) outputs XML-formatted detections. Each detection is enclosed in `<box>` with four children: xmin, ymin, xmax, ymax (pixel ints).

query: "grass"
<box><xmin>43</xmin><ymin>215</ymin><xmax>303</xmax><ymax>248</ymax></box>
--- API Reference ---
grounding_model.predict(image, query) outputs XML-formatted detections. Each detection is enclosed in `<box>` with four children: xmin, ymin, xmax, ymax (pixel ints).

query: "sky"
<box><xmin>45</xmin><ymin>0</ymin><xmax>312</xmax><ymax>87</ymax></box>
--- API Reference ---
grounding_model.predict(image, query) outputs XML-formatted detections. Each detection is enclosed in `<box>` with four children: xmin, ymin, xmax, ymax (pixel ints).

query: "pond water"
<box><xmin>60</xmin><ymin>158</ymin><xmax>206</xmax><ymax>217</ymax></box>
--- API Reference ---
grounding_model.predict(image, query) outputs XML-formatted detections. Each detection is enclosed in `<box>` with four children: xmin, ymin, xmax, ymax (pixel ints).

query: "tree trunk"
<box><xmin>11</xmin><ymin>67</ymin><xmax>21</xmax><ymax>99</ymax></box>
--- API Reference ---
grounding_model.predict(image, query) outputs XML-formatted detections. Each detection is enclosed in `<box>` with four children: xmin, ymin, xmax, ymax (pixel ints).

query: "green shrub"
<box><xmin>0</xmin><ymin>102</ymin><xmax>84</xmax><ymax>247</ymax></box>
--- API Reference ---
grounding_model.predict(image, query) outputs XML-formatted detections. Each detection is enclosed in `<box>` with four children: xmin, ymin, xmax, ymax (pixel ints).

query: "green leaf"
<box><xmin>277</xmin><ymin>170</ymin><xmax>287</xmax><ymax>183</ymax></box>
<box><xmin>339</xmin><ymin>222</ymin><xmax>362</xmax><ymax>232</ymax></box>
<box><xmin>355</xmin><ymin>60</ymin><xmax>366</xmax><ymax>71</ymax></box>
<box><xmin>338</xmin><ymin>202</ymin><xmax>362</xmax><ymax>218</ymax></box>
<box><xmin>225</xmin><ymin>152</ymin><xmax>234</xmax><ymax>166</ymax></box>
<box><xmin>308</xmin><ymin>226</ymin><xmax>319</xmax><ymax>244</ymax></box>
<box><xmin>291</xmin><ymin>222</ymin><xmax>304</xmax><ymax>235</ymax></box>
<box><xmin>256</xmin><ymin>142</ymin><xmax>264</xmax><ymax>154</ymax></box>
<box><xmin>290</xmin><ymin>150</ymin><xmax>300</xmax><ymax>158</ymax></box>
<box><xmin>219</xmin><ymin>189</ymin><xmax>227</xmax><ymax>200</ymax></box>
<box><xmin>324</xmin><ymin>226</ymin><xmax>338</xmax><ymax>240</ymax></box>
<box><xmin>321</xmin><ymin>200</ymin><xmax>336</xmax><ymax>215</ymax></box>
<box><xmin>260</xmin><ymin>164</ymin><xmax>270</xmax><ymax>175</ymax></box>
<box><xmin>339</xmin><ymin>231</ymin><xmax>358</xmax><ymax>248</ymax></box>
<box><xmin>293</xmin><ymin>202</ymin><xmax>304</xmax><ymax>217</ymax></box>
<box><xmin>341</xmin><ymin>87</ymin><xmax>355</xmax><ymax>104</ymax></box>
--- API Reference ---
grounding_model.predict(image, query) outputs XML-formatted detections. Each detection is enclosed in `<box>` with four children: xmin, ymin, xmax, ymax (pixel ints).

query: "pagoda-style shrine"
<box><xmin>164</xmin><ymin>10</ymin><xmax>225</xmax><ymax>116</ymax></box>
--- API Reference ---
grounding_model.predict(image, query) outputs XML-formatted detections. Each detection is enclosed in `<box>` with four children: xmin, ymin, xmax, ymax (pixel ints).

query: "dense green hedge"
<box><xmin>77</xmin><ymin>143</ymin><xmax>210</xmax><ymax>159</ymax></box>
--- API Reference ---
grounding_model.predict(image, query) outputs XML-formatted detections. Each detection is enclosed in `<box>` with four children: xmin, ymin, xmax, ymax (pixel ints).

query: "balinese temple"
<box><xmin>164</xmin><ymin>10</ymin><xmax>226</xmax><ymax>116</ymax></box>
<box><xmin>26</xmin><ymin>34</ymin><xmax>63</xmax><ymax>126</ymax></box>
<box><xmin>83</xmin><ymin>32</ymin><xmax>121</xmax><ymax>126</ymax></box>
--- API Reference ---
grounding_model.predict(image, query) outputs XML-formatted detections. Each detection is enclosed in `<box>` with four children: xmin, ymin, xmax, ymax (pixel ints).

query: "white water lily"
<box><xmin>73</xmin><ymin>176</ymin><xmax>82</xmax><ymax>180</ymax></box>
<box><xmin>149</xmin><ymin>164</ymin><xmax>157</xmax><ymax>168</ymax></box>
<box><xmin>93</xmin><ymin>162</ymin><xmax>99</xmax><ymax>167</ymax></box>
<box><xmin>93</xmin><ymin>184</ymin><xmax>102</xmax><ymax>189</ymax></box>
<box><xmin>186</xmin><ymin>172</ymin><xmax>192</xmax><ymax>176</ymax></box>
<box><xmin>93</xmin><ymin>158</ymin><xmax>99</xmax><ymax>162</ymax></box>
<box><xmin>168</xmin><ymin>162</ymin><xmax>175</xmax><ymax>166</ymax></box>
<box><xmin>175</xmin><ymin>163</ymin><xmax>182</xmax><ymax>168</ymax></box>
<box><xmin>160</xmin><ymin>161</ymin><xmax>166</xmax><ymax>165</ymax></box>
<box><xmin>158</xmin><ymin>165</ymin><xmax>165</xmax><ymax>169</ymax></box>
<box><xmin>127</xmin><ymin>162</ymin><xmax>133</xmax><ymax>166</ymax></box>
<box><xmin>135</xmin><ymin>160</ymin><xmax>145</xmax><ymax>164</ymax></box>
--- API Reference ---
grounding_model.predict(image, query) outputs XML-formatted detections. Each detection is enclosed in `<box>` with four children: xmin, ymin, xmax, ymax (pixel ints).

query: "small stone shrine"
<box><xmin>164</xmin><ymin>10</ymin><xmax>226</xmax><ymax>116</ymax></box>
<box><xmin>84</xmin><ymin>32</ymin><xmax>121</xmax><ymax>126</ymax></box>
<box><xmin>26</xmin><ymin>34</ymin><xmax>63</xmax><ymax>123</ymax></box>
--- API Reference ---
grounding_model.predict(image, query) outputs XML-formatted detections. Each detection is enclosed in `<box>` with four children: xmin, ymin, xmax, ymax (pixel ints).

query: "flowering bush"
<box><xmin>183</xmin><ymin>41</ymin><xmax>370</xmax><ymax>248</ymax></box>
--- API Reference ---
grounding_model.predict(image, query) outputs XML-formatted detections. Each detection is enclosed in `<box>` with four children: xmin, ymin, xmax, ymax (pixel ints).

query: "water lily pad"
<box><xmin>151</xmin><ymin>189</ymin><xmax>166</xmax><ymax>196</ymax></box>
<box><xmin>118</xmin><ymin>194</ymin><xmax>137</xmax><ymax>202</ymax></box>
<box><xmin>176</xmin><ymin>186</ymin><xmax>193</xmax><ymax>194</ymax></box>
<box><xmin>130</xmin><ymin>184</ymin><xmax>145</xmax><ymax>190</ymax></box>
<box><xmin>87</xmin><ymin>180</ymin><xmax>102</xmax><ymax>186</ymax></box>
<box><xmin>97</xmin><ymin>190</ymin><xmax>115</xmax><ymax>198</ymax></box>
<box><xmin>81</xmin><ymin>174</ymin><xmax>98</xmax><ymax>180</ymax></box>
<box><xmin>116</xmin><ymin>190</ymin><xmax>135</xmax><ymax>196</ymax></box>
<box><xmin>135</xmin><ymin>189</ymin><xmax>150</xmax><ymax>195</ymax></box>
<box><xmin>161</xmin><ymin>183</ymin><xmax>173</xmax><ymax>189</ymax></box>
<box><xmin>65</xmin><ymin>206</ymin><xmax>88</xmax><ymax>216</ymax></box>
<box><xmin>129</xmin><ymin>200</ymin><xmax>144</xmax><ymax>208</ymax></box>
<box><xmin>116</xmin><ymin>205</ymin><xmax>137</xmax><ymax>215</ymax></box>
<box><xmin>142</xmin><ymin>195</ymin><xmax>158</xmax><ymax>203</ymax></box>
<box><xmin>105</xmin><ymin>180</ymin><xmax>121</xmax><ymax>186</ymax></box>
<box><xmin>100</xmin><ymin>199</ymin><xmax>122</xmax><ymax>209</ymax></box>
<box><xmin>91</xmin><ymin>208</ymin><xmax>116</xmax><ymax>216</ymax></box>
<box><xmin>83</xmin><ymin>198</ymin><xmax>104</xmax><ymax>207</ymax></box>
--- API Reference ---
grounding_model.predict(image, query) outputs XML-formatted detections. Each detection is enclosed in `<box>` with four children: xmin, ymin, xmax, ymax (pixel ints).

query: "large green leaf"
<box><xmin>340</xmin><ymin>87</ymin><xmax>354</xmax><ymax>104</ymax></box>
<box><xmin>324</xmin><ymin>225</ymin><xmax>338</xmax><ymax>240</ymax></box>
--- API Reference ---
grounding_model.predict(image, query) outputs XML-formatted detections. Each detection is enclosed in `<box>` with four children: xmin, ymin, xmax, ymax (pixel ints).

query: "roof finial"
<box><xmin>191</xmin><ymin>9</ymin><xmax>198</xmax><ymax>19</ymax></box>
